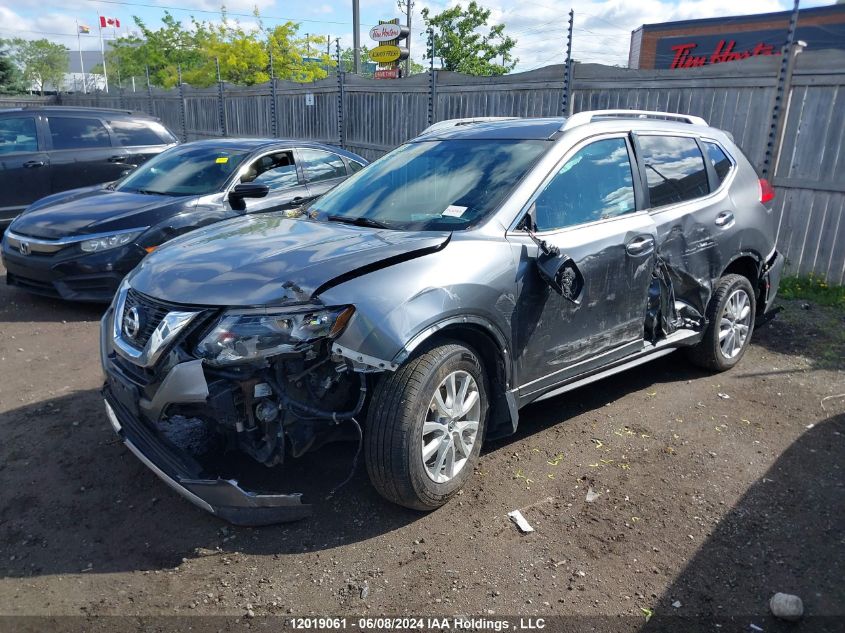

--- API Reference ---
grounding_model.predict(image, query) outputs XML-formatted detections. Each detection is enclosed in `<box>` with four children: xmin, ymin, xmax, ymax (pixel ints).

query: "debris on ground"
<box><xmin>585</xmin><ymin>487</ymin><xmax>601</xmax><ymax>503</ymax></box>
<box><xmin>672</xmin><ymin>600</ymin><xmax>682</xmax><ymax>608</ymax></box>
<box><xmin>507</xmin><ymin>510</ymin><xmax>534</xmax><ymax>533</ymax></box>
<box><xmin>717</xmin><ymin>393</ymin><xmax>731</xmax><ymax>399</ymax></box>
<box><xmin>769</xmin><ymin>592</ymin><xmax>804</xmax><ymax>621</ymax></box>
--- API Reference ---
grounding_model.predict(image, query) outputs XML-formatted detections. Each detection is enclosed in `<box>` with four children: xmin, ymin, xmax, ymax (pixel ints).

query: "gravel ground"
<box><xmin>0</xmin><ymin>260</ymin><xmax>843</xmax><ymax>632</ymax></box>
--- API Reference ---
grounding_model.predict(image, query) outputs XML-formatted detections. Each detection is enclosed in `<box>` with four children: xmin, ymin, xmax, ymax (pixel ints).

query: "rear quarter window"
<box><xmin>703</xmin><ymin>141</ymin><xmax>734</xmax><ymax>186</ymax></box>
<box><xmin>638</xmin><ymin>135</ymin><xmax>709</xmax><ymax>207</ymax></box>
<box><xmin>109</xmin><ymin>119</ymin><xmax>173</xmax><ymax>146</ymax></box>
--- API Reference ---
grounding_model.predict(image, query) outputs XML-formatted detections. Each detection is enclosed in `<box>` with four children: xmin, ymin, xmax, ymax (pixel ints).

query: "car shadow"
<box><xmin>0</xmin><ymin>272</ymin><xmax>106</xmax><ymax>324</ymax></box>
<box><xmin>487</xmin><ymin>350</ymin><xmax>709</xmax><ymax>451</ymax></box>
<box><xmin>0</xmin><ymin>351</ymin><xmax>711</xmax><ymax>580</ymax></box>
<box><xmin>638</xmin><ymin>414</ymin><xmax>844</xmax><ymax>632</ymax></box>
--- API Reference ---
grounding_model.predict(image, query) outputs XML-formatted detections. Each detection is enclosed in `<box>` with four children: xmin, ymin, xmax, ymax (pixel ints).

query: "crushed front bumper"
<box><xmin>103</xmin><ymin>386</ymin><xmax>312</xmax><ymax>526</ymax></box>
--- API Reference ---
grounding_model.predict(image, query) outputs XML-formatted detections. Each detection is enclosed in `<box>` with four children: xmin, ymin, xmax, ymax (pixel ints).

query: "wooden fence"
<box><xmin>55</xmin><ymin>50</ymin><xmax>845</xmax><ymax>283</ymax></box>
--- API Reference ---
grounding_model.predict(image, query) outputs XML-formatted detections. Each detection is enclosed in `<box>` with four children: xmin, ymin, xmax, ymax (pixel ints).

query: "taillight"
<box><xmin>759</xmin><ymin>178</ymin><xmax>775</xmax><ymax>204</ymax></box>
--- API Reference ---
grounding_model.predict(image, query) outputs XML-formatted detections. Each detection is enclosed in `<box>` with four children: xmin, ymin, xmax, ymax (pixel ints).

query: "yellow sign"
<box><xmin>370</xmin><ymin>44</ymin><xmax>402</xmax><ymax>63</ymax></box>
<box><xmin>215</xmin><ymin>156</ymin><xmax>229</xmax><ymax>163</ymax></box>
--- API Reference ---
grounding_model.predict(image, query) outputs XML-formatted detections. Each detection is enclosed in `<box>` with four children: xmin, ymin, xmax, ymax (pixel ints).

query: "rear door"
<box><xmin>45</xmin><ymin>114</ymin><xmax>128</xmax><ymax>193</ymax></box>
<box><xmin>105</xmin><ymin>117</ymin><xmax>177</xmax><ymax>171</ymax></box>
<box><xmin>238</xmin><ymin>149</ymin><xmax>311</xmax><ymax>213</ymax></box>
<box><xmin>634</xmin><ymin>133</ymin><xmax>720</xmax><ymax>317</ymax></box>
<box><xmin>511</xmin><ymin>135</ymin><xmax>657</xmax><ymax>398</ymax></box>
<box><xmin>296</xmin><ymin>147</ymin><xmax>349</xmax><ymax>201</ymax></box>
<box><xmin>0</xmin><ymin>113</ymin><xmax>49</xmax><ymax>223</ymax></box>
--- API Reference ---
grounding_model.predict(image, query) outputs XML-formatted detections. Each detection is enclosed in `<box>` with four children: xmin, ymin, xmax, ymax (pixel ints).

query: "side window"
<box><xmin>703</xmin><ymin>141</ymin><xmax>733</xmax><ymax>186</ymax></box>
<box><xmin>241</xmin><ymin>151</ymin><xmax>298</xmax><ymax>191</ymax></box>
<box><xmin>0</xmin><ymin>116</ymin><xmax>38</xmax><ymax>154</ymax></box>
<box><xmin>48</xmin><ymin>117</ymin><xmax>111</xmax><ymax>150</ymax></box>
<box><xmin>299</xmin><ymin>148</ymin><xmax>347</xmax><ymax>183</ymax></box>
<box><xmin>348</xmin><ymin>159</ymin><xmax>365</xmax><ymax>174</ymax></box>
<box><xmin>108</xmin><ymin>119</ymin><xmax>171</xmax><ymax>147</ymax></box>
<box><xmin>638</xmin><ymin>135</ymin><xmax>709</xmax><ymax>207</ymax></box>
<box><xmin>532</xmin><ymin>138</ymin><xmax>636</xmax><ymax>232</ymax></box>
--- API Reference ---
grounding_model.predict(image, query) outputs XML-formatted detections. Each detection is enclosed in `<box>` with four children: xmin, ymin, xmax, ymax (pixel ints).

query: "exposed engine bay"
<box><xmin>158</xmin><ymin>340</ymin><xmax>370</xmax><ymax>469</ymax></box>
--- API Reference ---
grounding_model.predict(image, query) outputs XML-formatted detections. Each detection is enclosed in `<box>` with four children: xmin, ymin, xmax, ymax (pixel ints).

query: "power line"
<box><xmin>82</xmin><ymin>0</ymin><xmax>378</xmax><ymax>28</ymax></box>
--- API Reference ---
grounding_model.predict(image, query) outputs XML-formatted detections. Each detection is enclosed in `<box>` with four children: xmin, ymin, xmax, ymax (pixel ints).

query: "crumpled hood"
<box><xmin>128</xmin><ymin>213</ymin><xmax>451</xmax><ymax>306</ymax></box>
<box><xmin>11</xmin><ymin>187</ymin><xmax>190</xmax><ymax>240</ymax></box>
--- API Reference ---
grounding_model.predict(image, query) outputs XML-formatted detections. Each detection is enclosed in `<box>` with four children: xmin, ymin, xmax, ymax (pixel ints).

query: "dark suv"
<box><xmin>100</xmin><ymin>110</ymin><xmax>785</xmax><ymax>525</ymax></box>
<box><xmin>0</xmin><ymin>106</ymin><xmax>177</xmax><ymax>229</ymax></box>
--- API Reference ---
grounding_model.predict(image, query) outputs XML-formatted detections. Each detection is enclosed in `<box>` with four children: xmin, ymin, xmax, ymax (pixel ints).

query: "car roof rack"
<box><xmin>561</xmin><ymin>109</ymin><xmax>708</xmax><ymax>131</ymax></box>
<box><xmin>21</xmin><ymin>105</ymin><xmax>138</xmax><ymax>115</ymax></box>
<box><xmin>420</xmin><ymin>117</ymin><xmax>519</xmax><ymax>136</ymax></box>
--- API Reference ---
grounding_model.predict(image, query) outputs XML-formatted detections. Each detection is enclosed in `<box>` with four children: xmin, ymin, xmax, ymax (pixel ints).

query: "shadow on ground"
<box><xmin>0</xmin><ymin>275</ymin><xmax>105</xmax><ymax>324</ymax></box>
<box><xmin>0</xmin><ymin>350</ymin><xmax>710</xmax><ymax>580</ymax></box>
<box><xmin>640</xmin><ymin>414</ymin><xmax>845</xmax><ymax>632</ymax></box>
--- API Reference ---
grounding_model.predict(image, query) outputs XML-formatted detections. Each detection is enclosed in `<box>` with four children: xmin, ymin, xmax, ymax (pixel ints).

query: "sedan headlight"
<box><xmin>196</xmin><ymin>306</ymin><xmax>355</xmax><ymax>366</ymax></box>
<box><xmin>80</xmin><ymin>229</ymin><xmax>145</xmax><ymax>253</ymax></box>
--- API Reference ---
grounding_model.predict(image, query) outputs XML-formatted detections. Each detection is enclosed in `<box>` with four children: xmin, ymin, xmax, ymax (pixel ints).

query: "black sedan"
<box><xmin>1</xmin><ymin>139</ymin><xmax>368</xmax><ymax>302</ymax></box>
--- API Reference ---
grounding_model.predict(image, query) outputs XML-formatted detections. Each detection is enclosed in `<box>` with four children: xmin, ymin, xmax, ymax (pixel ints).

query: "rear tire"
<box><xmin>685</xmin><ymin>274</ymin><xmax>756</xmax><ymax>372</ymax></box>
<box><xmin>365</xmin><ymin>342</ymin><xmax>488</xmax><ymax>511</ymax></box>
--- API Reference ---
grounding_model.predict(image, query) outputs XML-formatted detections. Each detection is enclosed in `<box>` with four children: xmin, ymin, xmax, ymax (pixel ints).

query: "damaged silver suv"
<box><xmin>100</xmin><ymin>110</ymin><xmax>784</xmax><ymax>524</ymax></box>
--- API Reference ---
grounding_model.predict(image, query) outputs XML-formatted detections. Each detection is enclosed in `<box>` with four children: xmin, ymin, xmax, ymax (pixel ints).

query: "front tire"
<box><xmin>686</xmin><ymin>274</ymin><xmax>756</xmax><ymax>371</ymax></box>
<box><xmin>365</xmin><ymin>342</ymin><xmax>488</xmax><ymax>510</ymax></box>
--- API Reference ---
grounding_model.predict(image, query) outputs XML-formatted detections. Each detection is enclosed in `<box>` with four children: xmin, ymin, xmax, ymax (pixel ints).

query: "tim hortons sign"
<box><xmin>370</xmin><ymin>23</ymin><xmax>403</xmax><ymax>41</ymax></box>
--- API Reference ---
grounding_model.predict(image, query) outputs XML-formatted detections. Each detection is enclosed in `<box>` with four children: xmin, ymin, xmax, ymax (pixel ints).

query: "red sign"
<box><xmin>375</xmin><ymin>68</ymin><xmax>401</xmax><ymax>80</ymax></box>
<box><xmin>669</xmin><ymin>39</ymin><xmax>779</xmax><ymax>69</ymax></box>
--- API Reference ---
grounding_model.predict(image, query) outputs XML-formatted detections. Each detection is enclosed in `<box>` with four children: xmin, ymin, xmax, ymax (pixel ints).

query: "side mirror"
<box><xmin>229</xmin><ymin>183</ymin><xmax>270</xmax><ymax>211</ymax></box>
<box><xmin>521</xmin><ymin>203</ymin><xmax>584</xmax><ymax>304</ymax></box>
<box><xmin>230</xmin><ymin>183</ymin><xmax>270</xmax><ymax>201</ymax></box>
<box><xmin>536</xmin><ymin>251</ymin><xmax>584</xmax><ymax>304</ymax></box>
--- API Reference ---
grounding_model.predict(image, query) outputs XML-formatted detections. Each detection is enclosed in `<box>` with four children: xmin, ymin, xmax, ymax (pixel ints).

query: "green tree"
<box><xmin>421</xmin><ymin>1</ymin><xmax>517</xmax><ymax>75</ymax></box>
<box><xmin>6</xmin><ymin>39</ymin><xmax>68</xmax><ymax>94</ymax></box>
<box><xmin>102</xmin><ymin>10</ymin><xmax>332</xmax><ymax>88</ymax></box>
<box><xmin>0</xmin><ymin>44</ymin><xmax>26</xmax><ymax>94</ymax></box>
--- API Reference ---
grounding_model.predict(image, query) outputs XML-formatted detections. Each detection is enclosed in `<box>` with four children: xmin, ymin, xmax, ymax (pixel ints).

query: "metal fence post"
<box><xmin>762</xmin><ymin>0</ymin><xmax>800</xmax><ymax>179</ymax></box>
<box><xmin>269</xmin><ymin>49</ymin><xmax>279</xmax><ymax>138</ymax></box>
<box><xmin>561</xmin><ymin>9</ymin><xmax>574</xmax><ymax>115</ymax></box>
<box><xmin>215</xmin><ymin>57</ymin><xmax>227</xmax><ymax>138</ymax></box>
<box><xmin>427</xmin><ymin>28</ymin><xmax>437</xmax><ymax>125</ymax></box>
<box><xmin>145</xmin><ymin>66</ymin><xmax>154</xmax><ymax>116</ymax></box>
<box><xmin>336</xmin><ymin>39</ymin><xmax>345</xmax><ymax>148</ymax></box>
<box><xmin>177</xmin><ymin>64</ymin><xmax>188</xmax><ymax>143</ymax></box>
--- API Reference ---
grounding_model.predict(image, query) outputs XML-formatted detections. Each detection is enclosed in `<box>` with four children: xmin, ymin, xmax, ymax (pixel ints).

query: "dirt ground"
<box><xmin>0</xmin><ymin>259</ymin><xmax>843</xmax><ymax>632</ymax></box>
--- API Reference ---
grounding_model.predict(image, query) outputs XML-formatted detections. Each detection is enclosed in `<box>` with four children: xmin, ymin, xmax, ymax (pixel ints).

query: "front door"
<box><xmin>511</xmin><ymin>135</ymin><xmax>656</xmax><ymax>399</ymax></box>
<box><xmin>239</xmin><ymin>150</ymin><xmax>311</xmax><ymax>214</ymax></box>
<box><xmin>0</xmin><ymin>114</ymin><xmax>49</xmax><ymax>223</ymax></box>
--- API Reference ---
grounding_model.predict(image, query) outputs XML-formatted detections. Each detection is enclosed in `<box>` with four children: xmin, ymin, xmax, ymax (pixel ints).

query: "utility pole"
<box><xmin>305</xmin><ymin>33</ymin><xmax>311</xmax><ymax>59</ymax></box>
<box><xmin>398</xmin><ymin>0</ymin><xmax>415</xmax><ymax>76</ymax></box>
<box><xmin>352</xmin><ymin>0</ymin><xmax>361</xmax><ymax>74</ymax></box>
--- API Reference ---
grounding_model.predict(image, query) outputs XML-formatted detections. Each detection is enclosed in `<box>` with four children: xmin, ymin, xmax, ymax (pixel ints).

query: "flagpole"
<box><xmin>76</xmin><ymin>20</ymin><xmax>87</xmax><ymax>94</ymax></box>
<box><xmin>98</xmin><ymin>13</ymin><xmax>109</xmax><ymax>93</ymax></box>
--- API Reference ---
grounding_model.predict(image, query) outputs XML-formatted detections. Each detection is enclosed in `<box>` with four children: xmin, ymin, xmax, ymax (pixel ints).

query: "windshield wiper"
<box><xmin>133</xmin><ymin>188</ymin><xmax>167</xmax><ymax>195</ymax></box>
<box><xmin>327</xmin><ymin>214</ymin><xmax>392</xmax><ymax>230</ymax></box>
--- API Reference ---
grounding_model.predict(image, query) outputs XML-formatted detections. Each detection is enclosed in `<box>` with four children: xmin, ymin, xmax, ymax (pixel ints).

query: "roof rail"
<box><xmin>419</xmin><ymin>117</ymin><xmax>519</xmax><ymax>136</ymax></box>
<box><xmin>561</xmin><ymin>109</ymin><xmax>708</xmax><ymax>131</ymax></box>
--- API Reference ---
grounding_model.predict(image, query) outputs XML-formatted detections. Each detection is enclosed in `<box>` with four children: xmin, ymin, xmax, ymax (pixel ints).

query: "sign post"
<box><xmin>369</xmin><ymin>19</ymin><xmax>409</xmax><ymax>79</ymax></box>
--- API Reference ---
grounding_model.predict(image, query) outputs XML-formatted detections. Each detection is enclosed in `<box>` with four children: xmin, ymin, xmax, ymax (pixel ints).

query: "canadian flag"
<box><xmin>99</xmin><ymin>16</ymin><xmax>120</xmax><ymax>28</ymax></box>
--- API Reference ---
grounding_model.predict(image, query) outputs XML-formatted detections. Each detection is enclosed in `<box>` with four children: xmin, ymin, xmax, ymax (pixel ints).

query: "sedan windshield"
<box><xmin>308</xmin><ymin>139</ymin><xmax>548</xmax><ymax>230</ymax></box>
<box><xmin>115</xmin><ymin>145</ymin><xmax>249</xmax><ymax>196</ymax></box>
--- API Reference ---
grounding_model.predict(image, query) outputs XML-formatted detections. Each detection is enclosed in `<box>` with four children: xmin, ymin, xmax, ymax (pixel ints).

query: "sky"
<box><xmin>0</xmin><ymin>0</ymin><xmax>835</xmax><ymax>71</ymax></box>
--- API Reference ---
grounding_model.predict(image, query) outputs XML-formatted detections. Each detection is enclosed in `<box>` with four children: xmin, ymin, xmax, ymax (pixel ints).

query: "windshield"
<box><xmin>115</xmin><ymin>145</ymin><xmax>249</xmax><ymax>196</ymax></box>
<box><xmin>307</xmin><ymin>139</ymin><xmax>548</xmax><ymax>230</ymax></box>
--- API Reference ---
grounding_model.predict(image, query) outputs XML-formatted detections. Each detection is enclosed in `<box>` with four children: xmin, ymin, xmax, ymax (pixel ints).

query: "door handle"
<box><xmin>291</xmin><ymin>196</ymin><xmax>304</xmax><ymax>204</ymax></box>
<box><xmin>23</xmin><ymin>160</ymin><xmax>45</xmax><ymax>168</ymax></box>
<box><xmin>715</xmin><ymin>211</ymin><xmax>734</xmax><ymax>228</ymax></box>
<box><xmin>625</xmin><ymin>235</ymin><xmax>654</xmax><ymax>256</ymax></box>
<box><xmin>107</xmin><ymin>155</ymin><xmax>127</xmax><ymax>163</ymax></box>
